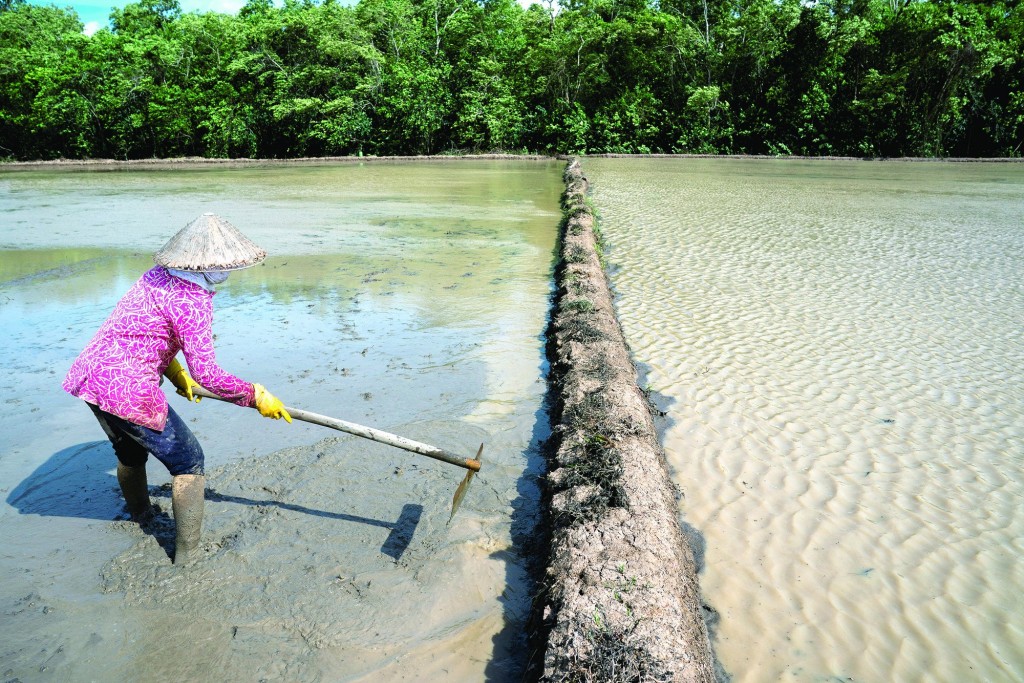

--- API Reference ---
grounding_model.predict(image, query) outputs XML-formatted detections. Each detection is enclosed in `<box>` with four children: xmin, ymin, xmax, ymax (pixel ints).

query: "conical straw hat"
<box><xmin>154</xmin><ymin>213</ymin><xmax>266</xmax><ymax>271</ymax></box>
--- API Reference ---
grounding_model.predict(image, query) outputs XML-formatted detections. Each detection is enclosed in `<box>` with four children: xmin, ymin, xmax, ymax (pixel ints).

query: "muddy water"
<box><xmin>585</xmin><ymin>158</ymin><xmax>1024</xmax><ymax>682</ymax></box>
<box><xmin>0</xmin><ymin>160</ymin><xmax>561</xmax><ymax>681</ymax></box>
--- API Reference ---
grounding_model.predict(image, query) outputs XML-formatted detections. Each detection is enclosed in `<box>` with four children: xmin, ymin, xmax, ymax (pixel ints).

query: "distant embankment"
<box><xmin>0</xmin><ymin>153</ymin><xmax>558</xmax><ymax>171</ymax></box>
<box><xmin>533</xmin><ymin>158</ymin><xmax>717</xmax><ymax>681</ymax></box>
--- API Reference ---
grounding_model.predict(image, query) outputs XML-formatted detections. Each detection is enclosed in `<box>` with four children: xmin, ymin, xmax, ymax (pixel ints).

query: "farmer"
<box><xmin>62</xmin><ymin>213</ymin><xmax>291</xmax><ymax>565</ymax></box>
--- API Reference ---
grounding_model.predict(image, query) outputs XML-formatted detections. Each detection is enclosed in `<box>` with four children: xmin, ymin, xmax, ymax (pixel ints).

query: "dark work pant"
<box><xmin>87</xmin><ymin>403</ymin><xmax>205</xmax><ymax>476</ymax></box>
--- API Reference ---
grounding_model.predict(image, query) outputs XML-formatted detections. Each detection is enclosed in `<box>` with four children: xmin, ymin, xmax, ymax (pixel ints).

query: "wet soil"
<box><xmin>98</xmin><ymin>428</ymin><xmax>500</xmax><ymax>681</ymax></box>
<box><xmin>0</xmin><ymin>159</ymin><xmax>562</xmax><ymax>682</ymax></box>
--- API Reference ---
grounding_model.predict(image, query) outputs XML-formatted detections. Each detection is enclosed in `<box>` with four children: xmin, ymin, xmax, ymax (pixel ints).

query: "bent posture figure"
<box><xmin>63</xmin><ymin>213</ymin><xmax>291</xmax><ymax>565</ymax></box>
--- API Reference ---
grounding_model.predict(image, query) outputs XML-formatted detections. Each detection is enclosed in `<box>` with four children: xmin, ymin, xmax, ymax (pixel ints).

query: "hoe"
<box><xmin>192</xmin><ymin>386</ymin><xmax>483</xmax><ymax>522</ymax></box>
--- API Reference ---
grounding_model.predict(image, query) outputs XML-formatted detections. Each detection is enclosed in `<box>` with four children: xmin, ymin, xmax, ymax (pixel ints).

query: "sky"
<box><xmin>33</xmin><ymin>0</ymin><xmax>251</xmax><ymax>35</ymax></box>
<box><xmin>32</xmin><ymin>0</ymin><xmax>540</xmax><ymax>36</ymax></box>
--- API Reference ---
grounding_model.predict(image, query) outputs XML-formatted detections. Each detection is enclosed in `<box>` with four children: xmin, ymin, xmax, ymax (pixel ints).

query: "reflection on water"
<box><xmin>0</xmin><ymin>160</ymin><xmax>561</xmax><ymax>681</ymax></box>
<box><xmin>586</xmin><ymin>158</ymin><xmax>1024</xmax><ymax>683</ymax></box>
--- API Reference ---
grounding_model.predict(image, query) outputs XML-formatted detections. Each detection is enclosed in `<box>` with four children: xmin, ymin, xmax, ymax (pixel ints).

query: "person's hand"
<box><xmin>165</xmin><ymin>358</ymin><xmax>202</xmax><ymax>403</ymax></box>
<box><xmin>253</xmin><ymin>384</ymin><xmax>292</xmax><ymax>423</ymax></box>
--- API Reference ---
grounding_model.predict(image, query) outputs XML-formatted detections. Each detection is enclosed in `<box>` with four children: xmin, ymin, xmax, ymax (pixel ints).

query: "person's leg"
<box><xmin>171</xmin><ymin>473</ymin><xmax>204</xmax><ymax>565</ymax></box>
<box><xmin>116</xmin><ymin>463</ymin><xmax>153</xmax><ymax>523</ymax></box>
<box><xmin>88</xmin><ymin>404</ymin><xmax>207</xmax><ymax>564</ymax></box>
<box><xmin>88</xmin><ymin>404</ymin><xmax>152</xmax><ymax>523</ymax></box>
<box><xmin>144</xmin><ymin>407</ymin><xmax>206</xmax><ymax>565</ymax></box>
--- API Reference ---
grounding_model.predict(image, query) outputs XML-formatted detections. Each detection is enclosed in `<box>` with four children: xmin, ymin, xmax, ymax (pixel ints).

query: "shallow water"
<box><xmin>585</xmin><ymin>158</ymin><xmax>1024</xmax><ymax>682</ymax></box>
<box><xmin>0</xmin><ymin>160</ymin><xmax>561</xmax><ymax>681</ymax></box>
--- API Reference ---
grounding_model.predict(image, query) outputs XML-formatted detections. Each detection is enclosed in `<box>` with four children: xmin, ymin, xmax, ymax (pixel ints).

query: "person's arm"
<box><xmin>169</xmin><ymin>290</ymin><xmax>290</xmax><ymax>421</ymax></box>
<box><xmin>170</xmin><ymin>293</ymin><xmax>253</xmax><ymax>405</ymax></box>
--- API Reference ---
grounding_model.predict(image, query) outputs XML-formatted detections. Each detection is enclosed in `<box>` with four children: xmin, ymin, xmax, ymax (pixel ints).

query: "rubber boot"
<box><xmin>116</xmin><ymin>463</ymin><xmax>153</xmax><ymax>523</ymax></box>
<box><xmin>171</xmin><ymin>474</ymin><xmax>205</xmax><ymax>566</ymax></box>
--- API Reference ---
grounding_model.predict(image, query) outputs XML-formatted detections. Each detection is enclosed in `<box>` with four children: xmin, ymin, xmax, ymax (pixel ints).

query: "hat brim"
<box><xmin>154</xmin><ymin>213</ymin><xmax>267</xmax><ymax>272</ymax></box>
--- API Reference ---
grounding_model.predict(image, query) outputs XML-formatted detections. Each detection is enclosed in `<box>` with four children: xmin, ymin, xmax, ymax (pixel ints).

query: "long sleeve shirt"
<box><xmin>63</xmin><ymin>266</ymin><xmax>255</xmax><ymax>430</ymax></box>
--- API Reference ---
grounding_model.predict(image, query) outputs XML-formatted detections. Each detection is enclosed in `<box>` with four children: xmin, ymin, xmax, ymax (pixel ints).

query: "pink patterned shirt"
<box><xmin>63</xmin><ymin>267</ymin><xmax>255</xmax><ymax>430</ymax></box>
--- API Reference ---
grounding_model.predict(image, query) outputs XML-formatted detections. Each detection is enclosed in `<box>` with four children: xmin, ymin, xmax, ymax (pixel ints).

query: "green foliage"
<box><xmin>0</xmin><ymin>3</ymin><xmax>87</xmax><ymax>158</ymax></box>
<box><xmin>563</xmin><ymin>298</ymin><xmax>595</xmax><ymax>313</ymax></box>
<box><xmin>1</xmin><ymin>0</ymin><xmax>1021</xmax><ymax>159</ymax></box>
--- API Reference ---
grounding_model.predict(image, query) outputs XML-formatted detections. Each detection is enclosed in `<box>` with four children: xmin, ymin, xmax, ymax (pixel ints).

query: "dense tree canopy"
<box><xmin>1</xmin><ymin>0</ymin><xmax>1021</xmax><ymax>159</ymax></box>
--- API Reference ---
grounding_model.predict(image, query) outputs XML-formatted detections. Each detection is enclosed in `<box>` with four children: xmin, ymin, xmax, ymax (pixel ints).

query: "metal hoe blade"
<box><xmin>449</xmin><ymin>443</ymin><xmax>483</xmax><ymax>524</ymax></box>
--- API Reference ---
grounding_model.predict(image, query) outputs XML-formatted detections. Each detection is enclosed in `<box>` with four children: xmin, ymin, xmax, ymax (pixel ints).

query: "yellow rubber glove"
<box><xmin>165</xmin><ymin>358</ymin><xmax>202</xmax><ymax>403</ymax></box>
<box><xmin>253</xmin><ymin>384</ymin><xmax>292</xmax><ymax>423</ymax></box>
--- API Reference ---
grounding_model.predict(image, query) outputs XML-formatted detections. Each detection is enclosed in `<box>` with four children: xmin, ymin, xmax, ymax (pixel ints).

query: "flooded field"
<box><xmin>585</xmin><ymin>158</ymin><xmax>1024</xmax><ymax>682</ymax></box>
<box><xmin>0</xmin><ymin>160</ymin><xmax>562</xmax><ymax>681</ymax></box>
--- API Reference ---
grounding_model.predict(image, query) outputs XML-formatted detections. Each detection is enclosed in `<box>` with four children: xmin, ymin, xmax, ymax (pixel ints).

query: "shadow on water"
<box><xmin>7</xmin><ymin>442</ymin><xmax>422</xmax><ymax>562</ymax></box>
<box><xmin>483</xmin><ymin>352</ymin><xmax>552</xmax><ymax>682</ymax></box>
<box><xmin>6</xmin><ymin>441</ymin><xmax>122</xmax><ymax>520</ymax></box>
<box><xmin>152</xmin><ymin>488</ymin><xmax>423</xmax><ymax>562</ymax></box>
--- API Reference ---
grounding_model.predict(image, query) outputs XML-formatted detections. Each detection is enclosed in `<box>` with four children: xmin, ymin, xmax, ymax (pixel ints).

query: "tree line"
<box><xmin>1</xmin><ymin>0</ymin><xmax>1021</xmax><ymax>160</ymax></box>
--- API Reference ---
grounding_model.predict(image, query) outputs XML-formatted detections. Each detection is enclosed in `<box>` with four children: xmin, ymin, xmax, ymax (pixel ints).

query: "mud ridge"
<box><xmin>529</xmin><ymin>159</ymin><xmax>717</xmax><ymax>682</ymax></box>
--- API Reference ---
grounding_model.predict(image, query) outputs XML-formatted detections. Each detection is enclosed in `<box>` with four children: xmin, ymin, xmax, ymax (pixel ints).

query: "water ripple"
<box><xmin>586</xmin><ymin>158</ymin><xmax>1024</xmax><ymax>682</ymax></box>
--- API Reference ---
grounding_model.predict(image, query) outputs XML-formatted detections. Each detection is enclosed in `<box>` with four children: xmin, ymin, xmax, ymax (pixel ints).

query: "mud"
<box><xmin>97</xmin><ymin>428</ymin><xmax>499</xmax><ymax>679</ymax></box>
<box><xmin>534</xmin><ymin>160</ymin><xmax>716</xmax><ymax>681</ymax></box>
<box><xmin>0</xmin><ymin>159</ymin><xmax>562</xmax><ymax>682</ymax></box>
